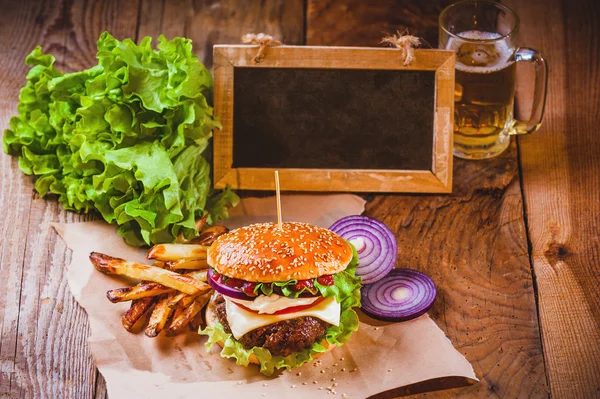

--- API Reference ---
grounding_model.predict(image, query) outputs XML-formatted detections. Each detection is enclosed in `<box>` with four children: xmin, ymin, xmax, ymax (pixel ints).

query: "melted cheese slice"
<box><xmin>224</xmin><ymin>296</ymin><xmax>341</xmax><ymax>339</ymax></box>
<box><xmin>229</xmin><ymin>294</ymin><xmax>319</xmax><ymax>314</ymax></box>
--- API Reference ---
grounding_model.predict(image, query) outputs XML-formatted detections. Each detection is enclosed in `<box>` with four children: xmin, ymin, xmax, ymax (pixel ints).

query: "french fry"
<box><xmin>122</xmin><ymin>296</ymin><xmax>157</xmax><ymax>332</ymax></box>
<box><xmin>168</xmin><ymin>292</ymin><xmax>201</xmax><ymax>309</ymax></box>
<box><xmin>186</xmin><ymin>270</ymin><xmax>208</xmax><ymax>282</ymax></box>
<box><xmin>188</xmin><ymin>225</ymin><xmax>229</xmax><ymax>245</ymax></box>
<box><xmin>191</xmin><ymin>290</ymin><xmax>214</xmax><ymax>331</ymax></box>
<box><xmin>106</xmin><ymin>282</ymin><xmax>173</xmax><ymax>303</ymax></box>
<box><xmin>166</xmin><ymin>272</ymin><xmax>208</xmax><ymax>308</ymax></box>
<box><xmin>165</xmin><ymin>299</ymin><xmax>204</xmax><ymax>337</ymax></box>
<box><xmin>172</xmin><ymin>306</ymin><xmax>184</xmax><ymax>320</ymax></box>
<box><xmin>194</xmin><ymin>291</ymin><xmax>212</xmax><ymax>310</ymax></box>
<box><xmin>168</xmin><ymin>291</ymin><xmax>191</xmax><ymax>309</ymax></box>
<box><xmin>189</xmin><ymin>311</ymin><xmax>204</xmax><ymax>332</ymax></box>
<box><xmin>146</xmin><ymin>244</ymin><xmax>208</xmax><ymax>261</ymax></box>
<box><xmin>166</xmin><ymin>259</ymin><xmax>209</xmax><ymax>270</ymax></box>
<box><xmin>176</xmin><ymin>215</ymin><xmax>210</xmax><ymax>243</ymax></box>
<box><xmin>145</xmin><ymin>294</ymin><xmax>175</xmax><ymax>337</ymax></box>
<box><xmin>195</xmin><ymin>214</ymin><xmax>209</xmax><ymax>232</ymax></box>
<box><xmin>90</xmin><ymin>252</ymin><xmax>206</xmax><ymax>295</ymax></box>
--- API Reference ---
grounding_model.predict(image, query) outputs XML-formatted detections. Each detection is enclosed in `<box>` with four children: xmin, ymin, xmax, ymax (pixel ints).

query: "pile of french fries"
<box><xmin>89</xmin><ymin>220</ymin><xmax>228</xmax><ymax>338</ymax></box>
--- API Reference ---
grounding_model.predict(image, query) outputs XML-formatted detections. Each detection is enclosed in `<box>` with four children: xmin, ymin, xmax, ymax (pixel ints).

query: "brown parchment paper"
<box><xmin>52</xmin><ymin>194</ymin><xmax>477</xmax><ymax>399</ymax></box>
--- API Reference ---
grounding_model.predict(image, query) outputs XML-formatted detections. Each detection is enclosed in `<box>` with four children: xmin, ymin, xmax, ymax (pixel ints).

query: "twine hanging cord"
<box><xmin>381</xmin><ymin>31</ymin><xmax>421</xmax><ymax>66</ymax></box>
<box><xmin>242</xmin><ymin>33</ymin><xmax>281</xmax><ymax>63</ymax></box>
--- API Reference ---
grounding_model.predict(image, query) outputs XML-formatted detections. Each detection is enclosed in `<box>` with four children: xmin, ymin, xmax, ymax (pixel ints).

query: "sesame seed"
<box><xmin>313</xmin><ymin>381</ymin><xmax>318</xmax><ymax>384</ymax></box>
<box><xmin>291</xmin><ymin>385</ymin><xmax>296</xmax><ymax>388</ymax></box>
<box><xmin>320</xmin><ymin>370</ymin><xmax>325</xmax><ymax>373</ymax></box>
<box><xmin>263</xmin><ymin>383</ymin><xmax>268</xmax><ymax>386</ymax></box>
<box><xmin>296</xmin><ymin>372</ymin><xmax>301</xmax><ymax>376</ymax></box>
<box><xmin>331</xmin><ymin>378</ymin><xmax>336</xmax><ymax>381</ymax></box>
<box><xmin>387</xmin><ymin>369</ymin><xmax>393</xmax><ymax>372</ymax></box>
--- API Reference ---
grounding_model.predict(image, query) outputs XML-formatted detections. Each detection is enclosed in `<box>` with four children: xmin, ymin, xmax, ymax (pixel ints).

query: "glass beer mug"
<box><xmin>439</xmin><ymin>0</ymin><xmax>548</xmax><ymax>159</ymax></box>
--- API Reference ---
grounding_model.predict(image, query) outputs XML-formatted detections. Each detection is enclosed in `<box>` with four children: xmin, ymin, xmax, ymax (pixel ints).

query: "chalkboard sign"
<box><xmin>213</xmin><ymin>45</ymin><xmax>455</xmax><ymax>193</ymax></box>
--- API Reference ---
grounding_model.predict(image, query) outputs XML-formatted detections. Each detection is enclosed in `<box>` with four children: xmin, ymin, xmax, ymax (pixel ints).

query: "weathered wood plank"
<box><xmin>306</xmin><ymin>1</ymin><xmax>548</xmax><ymax>397</ymax></box>
<box><xmin>307</xmin><ymin>0</ymin><xmax>454</xmax><ymax>47</ymax></box>
<box><xmin>0</xmin><ymin>1</ymin><xmax>63</xmax><ymax>397</ymax></box>
<box><xmin>138</xmin><ymin>0</ymin><xmax>305</xmax><ymax>69</ymax></box>
<box><xmin>506</xmin><ymin>0</ymin><xmax>600</xmax><ymax>397</ymax></box>
<box><xmin>0</xmin><ymin>1</ymin><xmax>140</xmax><ymax>398</ymax></box>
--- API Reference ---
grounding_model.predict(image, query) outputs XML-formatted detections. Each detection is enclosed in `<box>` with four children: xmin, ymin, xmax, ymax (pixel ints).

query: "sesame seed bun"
<box><xmin>207</xmin><ymin>222</ymin><xmax>353</xmax><ymax>282</ymax></box>
<box><xmin>204</xmin><ymin>300</ymin><xmax>335</xmax><ymax>364</ymax></box>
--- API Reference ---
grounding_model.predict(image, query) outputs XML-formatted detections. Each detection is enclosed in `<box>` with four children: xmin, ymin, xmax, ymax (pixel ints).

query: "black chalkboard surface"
<box><xmin>232</xmin><ymin>68</ymin><xmax>436</xmax><ymax>171</ymax></box>
<box><xmin>212</xmin><ymin>45</ymin><xmax>454</xmax><ymax>193</ymax></box>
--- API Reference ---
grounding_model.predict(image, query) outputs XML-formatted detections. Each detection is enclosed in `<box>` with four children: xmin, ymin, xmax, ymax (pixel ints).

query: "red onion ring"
<box><xmin>360</xmin><ymin>269</ymin><xmax>436</xmax><ymax>322</ymax></box>
<box><xmin>207</xmin><ymin>269</ymin><xmax>322</xmax><ymax>299</ymax></box>
<box><xmin>207</xmin><ymin>268</ymin><xmax>254</xmax><ymax>300</ymax></box>
<box><xmin>329</xmin><ymin>215</ymin><xmax>397</xmax><ymax>284</ymax></box>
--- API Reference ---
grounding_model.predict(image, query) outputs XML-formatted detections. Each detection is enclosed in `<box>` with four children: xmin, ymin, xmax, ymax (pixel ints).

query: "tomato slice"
<box><xmin>233</xmin><ymin>296</ymin><xmax>326</xmax><ymax>315</ymax></box>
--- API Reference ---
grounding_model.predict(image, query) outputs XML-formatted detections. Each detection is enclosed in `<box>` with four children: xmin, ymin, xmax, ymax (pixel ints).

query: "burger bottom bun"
<box><xmin>204</xmin><ymin>298</ymin><xmax>335</xmax><ymax>366</ymax></box>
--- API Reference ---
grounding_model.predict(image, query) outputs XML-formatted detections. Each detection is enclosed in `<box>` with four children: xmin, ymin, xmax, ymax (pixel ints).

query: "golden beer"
<box><xmin>440</xmin><ymin>1</ymin><xmax>548</xmax><ymax>159</ymax></box>
<box><xmin>449</xmin><ymin>31</ymin><xmax>516</xmax><ymax>158</ymax></box>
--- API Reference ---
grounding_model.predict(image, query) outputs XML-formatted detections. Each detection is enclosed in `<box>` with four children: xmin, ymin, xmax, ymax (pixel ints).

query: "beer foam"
<box><xmin>457</xmin><ymin>30</ymin><xmax>503</xmax><ymax>41</ymax></box>
<box><xmin>447</xmin><ymin>30</ymin><xmax>515</xmax><ymax>73</ymax></box>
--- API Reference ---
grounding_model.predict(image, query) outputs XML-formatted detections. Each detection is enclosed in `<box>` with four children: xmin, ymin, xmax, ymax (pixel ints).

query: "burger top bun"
<box><xmin>207</xmin><ymin>222</ymin><xmax>353</xmax><ymax>282</ymax></box>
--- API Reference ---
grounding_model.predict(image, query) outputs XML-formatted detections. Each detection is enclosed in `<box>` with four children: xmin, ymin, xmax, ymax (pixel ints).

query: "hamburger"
<box><xmin>200</xmin><ymin>222</ymin><xmax>362</xmax><ymax>375</ymax></box>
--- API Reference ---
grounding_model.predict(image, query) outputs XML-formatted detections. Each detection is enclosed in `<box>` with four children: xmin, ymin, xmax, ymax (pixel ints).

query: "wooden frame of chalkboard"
<box><xmin>212</xmin><ymin>45</ymin><xmax>455</xmax><ymax>193</ymax></box>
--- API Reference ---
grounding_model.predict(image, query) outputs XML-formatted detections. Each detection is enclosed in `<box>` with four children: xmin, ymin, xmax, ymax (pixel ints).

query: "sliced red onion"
<box><xmin>207</xmin><ymin>268</ymin><xmax>254</xmax><ymax>301</ymax></box>
<box><xmin>329</xmin><ymin>215</ymin><xmax>397</xmax><ymax>284</ymax></box>
<box><xmin>361</xmin><ymin>269</ymin><xmax>436</xmax><ymax>322</ymax></box>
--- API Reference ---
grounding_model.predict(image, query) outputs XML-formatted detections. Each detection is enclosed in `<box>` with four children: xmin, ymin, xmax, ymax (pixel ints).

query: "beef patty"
<box><xmin>213</xmin><ymin>294</ymin><xmax>330</xmax><ymax>357</ymax></box>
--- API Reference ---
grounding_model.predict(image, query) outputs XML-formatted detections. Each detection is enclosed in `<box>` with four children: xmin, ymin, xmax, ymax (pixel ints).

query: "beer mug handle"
<box><xmin>511</xmin><ymin>47</ymin><xmax>548</xmax><ymax>135</ymax></box>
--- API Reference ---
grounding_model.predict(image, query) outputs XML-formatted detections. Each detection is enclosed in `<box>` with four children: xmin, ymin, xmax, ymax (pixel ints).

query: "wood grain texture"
<box><xmin>306</xmin><ymin>1</ymin><xmax>548</xmax><ymax>397</ymax></box>
<box><xmin>307</xmin><ymin>0</ymin><xmax>455</xmax><ymax>48</ymax></box>
<box><xmin>506</xmin><ymin>0</ymin><xmax>600</xmax><ymax>397</ymax></box>
<box><xmin>138</xmin><ymin>0</ymin><xmax>305</xmax><ymax>69</ymax></box>
<box><xmin>0</xmin><ymin>0</ymin><xmax>140</xmax><ymax>398</ymax></box>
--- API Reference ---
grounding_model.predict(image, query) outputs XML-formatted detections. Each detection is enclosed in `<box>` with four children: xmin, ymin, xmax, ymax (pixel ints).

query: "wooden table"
<box><xmin>1</xmin><ymin>0</ymin><xmax>598</xmax><ymax>398</ymax></box>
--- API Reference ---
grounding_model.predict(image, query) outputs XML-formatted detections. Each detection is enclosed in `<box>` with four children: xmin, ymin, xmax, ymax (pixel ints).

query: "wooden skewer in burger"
<box><xmin>201</xmin><ymin>171</ymin><xmax>362</xmax><ymax>375</ymax></box>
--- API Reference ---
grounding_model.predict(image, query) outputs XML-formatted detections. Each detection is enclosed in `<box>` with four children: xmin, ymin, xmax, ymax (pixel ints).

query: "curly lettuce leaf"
<box><xmin>199</xmin><ymin>244</ymin><xmax>362</xmax><ymax>375</ymax></box>
<box><xmin>3</xmin><ymin>32</ymin><xmax>237</xmax><ymax>246</ymax></box>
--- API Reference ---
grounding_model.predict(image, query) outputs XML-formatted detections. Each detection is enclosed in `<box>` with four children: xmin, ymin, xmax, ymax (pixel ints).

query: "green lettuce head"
<box><xmin>3</xmin><ymin>32</ymin><xmax>238</xmax><ymax>246</ymax></box>
<box><xmin>199</xmin><ymin>243</ymin><xmax>362</xmax><ymax>376</ymax></box>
